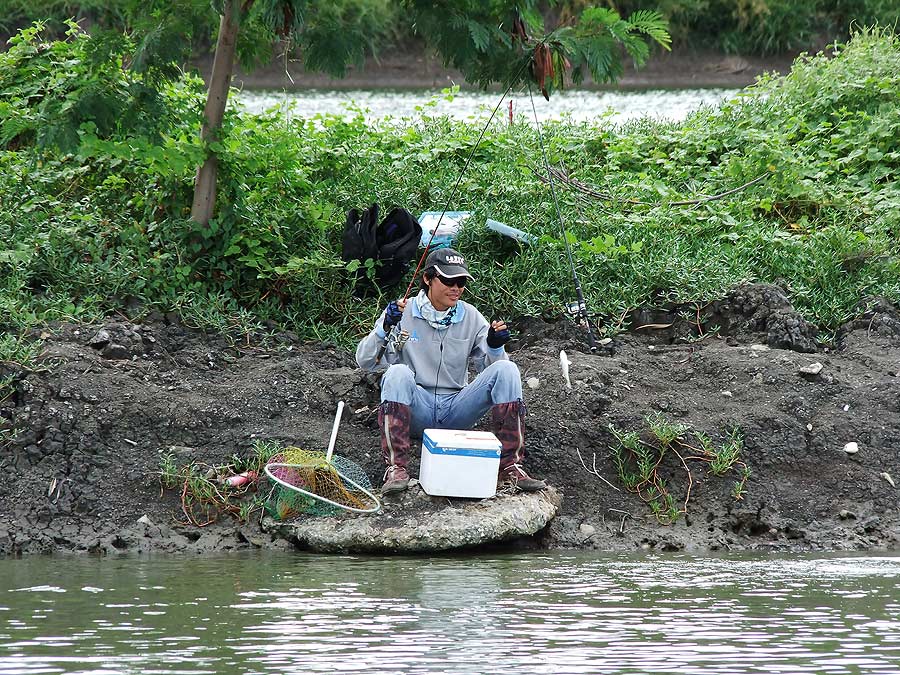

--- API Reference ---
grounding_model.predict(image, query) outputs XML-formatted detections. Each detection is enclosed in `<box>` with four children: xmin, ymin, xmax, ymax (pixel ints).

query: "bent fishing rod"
<box><xmin>376</xmin><ymin>49</ymin><xmax>598</xmax><ymax>361</ymax></box>
<box><xmin>374</xmin><ymin>64</ymin><xmax>530</xmax><ymax>363</ymax></box>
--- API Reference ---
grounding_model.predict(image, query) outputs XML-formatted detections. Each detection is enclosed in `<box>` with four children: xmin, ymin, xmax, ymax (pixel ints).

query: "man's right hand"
<box><xmin>383</xmin><ymin>299</ymin><xmax>406</xmax><ymax>332</ymax></box>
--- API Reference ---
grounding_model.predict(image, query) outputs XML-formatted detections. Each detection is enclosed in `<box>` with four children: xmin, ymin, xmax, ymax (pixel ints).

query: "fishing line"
<box><xmin>378</xmin><ymin>56</ymin><xmax>533</xmax><ymax>361</ymax></box>
<box><xmin>526</xmin><ymin>81</ymin><xmax>597</xmax><ymax>351</ymax></box>
<box><xmin>401</xmin><ymin>56</ymin><xmax>535</xmax><ymax>302</ymax></box>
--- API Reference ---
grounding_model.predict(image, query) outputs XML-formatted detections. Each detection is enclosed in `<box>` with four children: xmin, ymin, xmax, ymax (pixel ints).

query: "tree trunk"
<box><xmin>190</xmin><ymin>1</ymin><xmax>241</xmax><ymax>226</ymax></box>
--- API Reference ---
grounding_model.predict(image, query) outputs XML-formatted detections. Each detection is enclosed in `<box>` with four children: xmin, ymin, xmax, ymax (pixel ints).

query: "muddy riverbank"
<box><xmin>1</xmin><ymin>284</ymin><xmax>898</xmax><ymax>556</ymax></box>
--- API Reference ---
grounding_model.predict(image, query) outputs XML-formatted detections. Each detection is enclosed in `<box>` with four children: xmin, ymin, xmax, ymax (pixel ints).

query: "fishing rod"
<box><xmin>375</xmin><ymin>58</ymin><xmax>533</xmax><ymax>363</ymax></box>
<box><xmin>526</xmin><ymin>81</ymin><xmax>597</xmax><ymax>351</ymax></box>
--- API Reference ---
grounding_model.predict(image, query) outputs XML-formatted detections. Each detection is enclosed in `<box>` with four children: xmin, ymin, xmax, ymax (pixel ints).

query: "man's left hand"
<box><xmin>487</xmin><ymin>320</ymin><xmax>511</xmax><ymax>349</ymax></box>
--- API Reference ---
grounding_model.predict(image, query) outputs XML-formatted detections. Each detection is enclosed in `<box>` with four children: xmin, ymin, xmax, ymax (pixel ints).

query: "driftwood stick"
<box><xmin>576</xmin><ymin>447</ymin><xmax>620</xmax><ymax>492</ymax></box>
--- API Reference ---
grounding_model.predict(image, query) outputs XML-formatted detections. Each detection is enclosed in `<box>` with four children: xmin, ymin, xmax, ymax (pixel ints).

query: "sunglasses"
<box><xmin>434</xmin><ymin>274</ymin><xmax>468</xmax><ymax>288</ymax></box>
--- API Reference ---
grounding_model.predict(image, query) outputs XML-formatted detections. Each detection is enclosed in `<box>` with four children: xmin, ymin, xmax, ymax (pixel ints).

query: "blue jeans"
<box><xmin>380</xmin><ymin>361</ymin><xmax>523</xmax><ymax>437</ymax></box>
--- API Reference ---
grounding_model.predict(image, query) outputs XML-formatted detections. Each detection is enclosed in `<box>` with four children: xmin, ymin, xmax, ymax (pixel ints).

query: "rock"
<box><xmin>88</xmin><ymin>329</ymin><xmax>111</xmax><ymax>349</ymax></box>
<box><xmin>579</xmin><ymin>523</ymin><xmax>596</xmax><ymax>537</ymax></box>
<box><xmin>798</xmin><ymin>362</ymin><xmax>824</xmax><ymax>379</ymax></box>
<box><xmin>881</xmin><ymin>472</ymin><xmax>896</xmax><ymax>488</ymax></box>
<box><xmin>842</xmin><ymin>442</ymin><xmax>859</xmax><ymax>455</ymax></box>
<box><xmin>101</xmin><ymin>343</ymin><xmax>130</xmax><ymax>360</ymax></box>
<box><xmin>526</xmin><ymin>377</ymin><xmax>540</xmax><ymax>390</ymax></box>
<box><xmin>721</xmin><ymin>390</ymin><xmax>733</xmax><ymax>398</ymax></box>
<box><xmin>264</xmin><ymin>486</ymin><xmax>562</xmax><ymax>553</ymax></box>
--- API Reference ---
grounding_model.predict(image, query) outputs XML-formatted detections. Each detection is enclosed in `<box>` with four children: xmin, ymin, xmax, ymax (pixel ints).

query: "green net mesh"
<box><xmin>264</xmin><ymin>447</ymin><xmax>378</xmax><ymax>519</ymax></box>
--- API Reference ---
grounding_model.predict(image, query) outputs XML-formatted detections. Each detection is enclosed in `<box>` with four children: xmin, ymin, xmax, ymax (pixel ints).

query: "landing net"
<box><xmin>264</xmin><ymin>447</ymin><xmax>380</xmax><ymax>519</ymax></box>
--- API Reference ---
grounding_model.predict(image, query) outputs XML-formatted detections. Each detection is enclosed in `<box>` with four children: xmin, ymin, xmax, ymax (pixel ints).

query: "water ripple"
<box><xmin>1</xmin><ymin>553</ymin><xmax>899</xmax><ymax>674</ymax></box>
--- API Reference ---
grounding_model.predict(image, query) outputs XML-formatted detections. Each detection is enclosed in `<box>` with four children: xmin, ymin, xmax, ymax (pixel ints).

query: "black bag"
<box><xmin>375</xmin><ymin>207</ymin><xmax>422</xmax><ymax>287</ymax></box>
<box><xmin>342</xmin><ymin>203</ymin><xmax>422</xmax><ymax>294</ymax></box>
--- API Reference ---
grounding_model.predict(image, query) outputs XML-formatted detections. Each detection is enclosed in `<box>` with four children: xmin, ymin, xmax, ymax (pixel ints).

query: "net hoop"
<box><xmin>264</xmin><ymin>461</ymin><xmax>381</xmax><ymax>514</ymax></box>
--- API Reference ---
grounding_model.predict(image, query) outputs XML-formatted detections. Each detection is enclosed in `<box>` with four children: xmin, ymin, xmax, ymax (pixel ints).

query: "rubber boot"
<box><xmin>492</xmin><ymin>401</ymin><xmax>546</xmax><ymax>492</ymax></box>
<box><xmin>379</xmin><ymin>401</ymin><xmax>411</xmax><ymax>494</ymax></box>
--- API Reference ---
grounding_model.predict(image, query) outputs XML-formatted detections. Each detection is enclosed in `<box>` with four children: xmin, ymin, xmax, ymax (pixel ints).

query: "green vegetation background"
<box><xmin>0</xmin><ymin>24</ymin><xmax>898</xmax><ymax>350</ymax></box>
<box><xmin>1</xmin><ymin>0</ymin><xmax>899</xmax><ymax>56</ymax></box>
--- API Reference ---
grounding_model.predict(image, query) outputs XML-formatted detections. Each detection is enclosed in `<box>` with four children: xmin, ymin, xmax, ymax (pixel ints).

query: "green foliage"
<box><xmin>555</xmin><ymin>7</ymin><xmax>671</xmax><ymax>86</ymax></box>
<box><xmin>594</xmin><ymin>0</ymin><xmax>899</xmax><ymax>55</ymax></box>
<box><xmin>404</xmin><ymin>1</ymin><xmax>670</xmax><ymax>93</ymax></box>
<box><xmin>157</xmin><ymin>439</ymin><xmax>282</xmax><ymax>525</ymax></box>
<box><xmin>0</xmin><ymin>331</ymin><xmax>41</xmax><ymax>401</ymax></box>
<box><xmin>610</xmin><ymin>416</ymin><xmax>749</xmax><ymax>524</ymax></box>
<box><xmin>4</xmin><ymin>0</ymin><xmax>897</xmax><ymax>61</ymax></box>
<box><xmin>0</xmin><ymin>21</ymin><xmax>204</xmax><ymax>151</ymax></box>
<box><xmin>0</xmin><ymin>26</ymin><xmax>898</xmax><ymax>345</ymax></box>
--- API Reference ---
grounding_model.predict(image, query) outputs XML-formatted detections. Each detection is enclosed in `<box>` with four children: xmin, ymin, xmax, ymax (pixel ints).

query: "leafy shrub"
<box><xmin>1</xmin><ymin>25</ymin><xmax>898</xmax><ymax>346</ymax></box>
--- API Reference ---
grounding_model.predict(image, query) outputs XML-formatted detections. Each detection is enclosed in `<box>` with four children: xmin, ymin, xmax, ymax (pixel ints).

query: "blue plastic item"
<box><xmin>418</xmin><ymin>211</ymin><xmax>471</xmax><ymax>249</ymax></box>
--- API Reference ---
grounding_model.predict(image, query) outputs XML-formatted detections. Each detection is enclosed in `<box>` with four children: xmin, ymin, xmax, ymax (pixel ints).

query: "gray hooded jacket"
<box><xmin>356</xmin><ymin>296</ymin><xmax>508</xmax><ymax>395</ymax></box>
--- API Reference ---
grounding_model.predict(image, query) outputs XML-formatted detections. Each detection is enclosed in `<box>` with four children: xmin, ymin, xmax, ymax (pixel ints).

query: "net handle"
<box><xmin>326</xmin><ymin>400</ymin><xmax>344</xmax><ymax>463</ymax></box>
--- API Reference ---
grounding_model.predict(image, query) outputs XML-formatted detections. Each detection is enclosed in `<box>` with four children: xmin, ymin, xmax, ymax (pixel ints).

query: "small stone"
<box><xmin>750</xmin><ymin>344</ymin><xmax>769</xmax><ymax>352</ymax></box>
<box><xmin>137</xmin><ymin>514</ymin><xmax>154</xmax><ymax>526</ymax></box>
<box><xmin>721</xmin><ymin>390</ymin><xmax>733</xmax><ymax>398</ymax></box>
<box><xmin>88</xmin><ymin>329</ymin><xmax>110</xmax><ymax>348</ymax></box>
<box><xmin>579</xmin><ymin>523</ymin><xmax>596</xmax><ymax>536</ymax></box>
<box><xmin>881</xmin><ymin>472</ymin><xmax>896</xmax><ymax>488</ymax></box>
<box><xmin>751</xmin><ymin>373</ymin><xmax>764</xmax><ymax>385</ymax></box>
<box><xmin>838</xmin><ymin>510</ymin><xmax>857</xmax><ymax>520</ymax></box>
<box><xmin>526</xmin><ymin>377</ymin><xmax>540</xmax><ymax>390</ymax></box>
<box><xmin>806</xmin><ymin>423</ymin><xmax>813</xmax><ymax>431</ymax></box>
<box><xmin>798</xmin><ymin>362</ymin><xmax>823</xmax><ymax>378</ymax></box>
<box><xmin>599</xmin><ymin>338</ymin><xmax>612</xmax><ymax>346</ymax></box>
<box><xmin>842</xmin><ymin>442</ymin><xmax>859</xmax><ymax>454</ymax></box>
<box><xmin>843</xmin><ymin>404</ymin><xmax>850</xmax><ymax>412</ymax></box>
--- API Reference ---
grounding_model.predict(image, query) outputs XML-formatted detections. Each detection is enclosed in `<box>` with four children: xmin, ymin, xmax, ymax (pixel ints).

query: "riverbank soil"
<box><xmin>206</xmin><ymin>47</ymin><xmax>798</xmax><ymax>92</ymax></box>
<box><xmin>1</xmin><ymin>284</ymin><xmax>898</xmax><ymax>556</ymax></box>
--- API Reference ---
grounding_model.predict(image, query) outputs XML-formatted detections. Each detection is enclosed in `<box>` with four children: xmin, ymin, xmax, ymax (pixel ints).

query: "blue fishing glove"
<box><xmin>382</xmin><ymin>300</ymin><xmax>404</xmax><ymax>332</ymax></box>
<box><xmin>487</xmin><ymin>323</ymin><xmax>511</xmax><ymax>349</ymax></box>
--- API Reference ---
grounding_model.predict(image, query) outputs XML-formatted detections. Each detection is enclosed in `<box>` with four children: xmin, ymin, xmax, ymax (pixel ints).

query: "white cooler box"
<box><xmin>420</xmin><ymin>428</ymin><xmax>502</xmax><ymax>499</ymax></box>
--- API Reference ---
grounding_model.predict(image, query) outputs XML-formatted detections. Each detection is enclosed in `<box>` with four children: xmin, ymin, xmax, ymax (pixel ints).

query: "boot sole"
<box><xmin>499</xmin><ymin>480</ymin><xmax>546</xmax><ymax>492</ymax></box>
<box><xmin>381</xmin><ymin>480</ymin><xmax>410</xmax><ymax>495</ymax></box>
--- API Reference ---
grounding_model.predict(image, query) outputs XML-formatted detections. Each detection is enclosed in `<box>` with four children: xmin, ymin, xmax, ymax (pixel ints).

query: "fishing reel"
<box><xmin>388</xmin><ymin>326</ymin><xmax>410</xmax><ymax>352</ymax></box>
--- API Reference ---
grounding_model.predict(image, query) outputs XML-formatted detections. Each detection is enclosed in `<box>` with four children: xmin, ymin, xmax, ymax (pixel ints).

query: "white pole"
<box><xmin>325</xmin><ymin>401</ymin><xmax>344</xmax><ymax>463</ymax></box>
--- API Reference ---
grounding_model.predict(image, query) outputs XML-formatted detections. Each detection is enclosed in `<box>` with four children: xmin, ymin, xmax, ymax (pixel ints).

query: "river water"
<box><xmin>237</xmin><ymin>88</ymin><xmax>739</xmax><ymax>124</ymax></box>
<box><xmin>1</xmin><ymin>552</ymin><xmax>898</xmax><ymax>675</ymax></box>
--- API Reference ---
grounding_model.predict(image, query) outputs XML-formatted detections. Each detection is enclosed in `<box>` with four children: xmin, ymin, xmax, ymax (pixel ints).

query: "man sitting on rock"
<box><xmin>356</xmin><ymin>247</ymin><xmax>546</xmax><ymax>495</ymax></box>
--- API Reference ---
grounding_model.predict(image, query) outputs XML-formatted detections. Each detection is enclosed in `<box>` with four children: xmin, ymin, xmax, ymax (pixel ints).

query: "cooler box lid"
<box><xmin>422</xmin><ymin>429</ymin><xmax>501</xmax><ymax>458</ymax></box>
